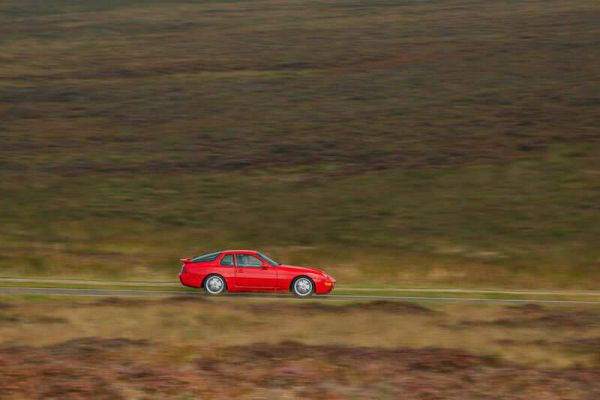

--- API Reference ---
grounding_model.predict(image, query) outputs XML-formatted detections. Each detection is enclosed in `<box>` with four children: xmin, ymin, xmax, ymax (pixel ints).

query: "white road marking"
<box><xmin>0</xmin><ymin>278</ymin><xmax>179</xmax><ymax>287</ymax></box>
<box><xmin>335</xmin><ymin>287</ymin><xmax>600</xmax><ymax>296</ymax></box>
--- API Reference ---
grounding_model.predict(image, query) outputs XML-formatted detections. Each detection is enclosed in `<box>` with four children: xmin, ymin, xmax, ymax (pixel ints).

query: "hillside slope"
<box><xmin>1</xmin><ymin>0</ymin><xmax>598</xmax><ymax>287</ymax></box>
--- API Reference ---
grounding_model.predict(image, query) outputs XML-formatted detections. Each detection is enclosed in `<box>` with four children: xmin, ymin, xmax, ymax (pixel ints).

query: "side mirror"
<box><xmin>261</xmin><ymin>263</ymin><xmax>270</xmax><ymax>269</ymax></box>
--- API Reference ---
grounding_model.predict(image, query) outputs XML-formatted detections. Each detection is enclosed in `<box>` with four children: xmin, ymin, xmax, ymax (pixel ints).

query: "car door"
<box><xmin>234</xmin><ymin>253</ymin><xmax>277</xmax><ymax>289</ymax></box>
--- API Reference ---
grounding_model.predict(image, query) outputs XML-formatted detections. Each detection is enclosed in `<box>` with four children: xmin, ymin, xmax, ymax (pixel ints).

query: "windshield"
<box><xmin>258</xmin><ymin>252</ymin><xmax>280</xmax><ymax>266</ymax></box>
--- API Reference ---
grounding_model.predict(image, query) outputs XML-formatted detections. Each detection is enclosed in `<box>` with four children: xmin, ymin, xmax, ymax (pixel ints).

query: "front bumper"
<box><xmin>315</xmin><ymin>278</ymin><xmax>336</xmax><ymax>294</ymax></box>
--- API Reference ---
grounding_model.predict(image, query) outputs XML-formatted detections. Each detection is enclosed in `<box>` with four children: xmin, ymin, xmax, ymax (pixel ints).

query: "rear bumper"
<box><xmin>179</xmin><ymin>272</ymin><xmax>201</xmax><ymax>288</ymax></box>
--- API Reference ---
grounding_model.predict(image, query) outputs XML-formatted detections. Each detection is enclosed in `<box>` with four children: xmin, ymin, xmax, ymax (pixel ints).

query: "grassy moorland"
<box><xmin>0</xmin><ymin>0</ymin><xmax>599</xmax><ymax>288</ymax></box>
<box><xmin>0</xmin><ymin>296</ymin><xmax>599</xmax><ymax>398</ymax></box>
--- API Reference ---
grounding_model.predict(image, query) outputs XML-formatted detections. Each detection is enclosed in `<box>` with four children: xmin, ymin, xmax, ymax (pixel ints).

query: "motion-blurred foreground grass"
<box><xmin>1</xmin><ymin>0</ymin><xmax>599</xmax><ymax>287</ymax></box>
<box><xmin>1</xmin><ymin>296</ymin><xmax>599</xmax><ymax>398</ymax></box>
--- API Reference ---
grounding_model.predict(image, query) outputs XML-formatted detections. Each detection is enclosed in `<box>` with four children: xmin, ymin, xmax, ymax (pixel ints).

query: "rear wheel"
<box><xmin>204</xmin><ymin>275</ymin><xmax>226</xmax><ymax>295</ymax></box>
<box><xmin>292</xmin><ymin>277</ymin><xmax>314</xmax><ymax>297</ymax></box>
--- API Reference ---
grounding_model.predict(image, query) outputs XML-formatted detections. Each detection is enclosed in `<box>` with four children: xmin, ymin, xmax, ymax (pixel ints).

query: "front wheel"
<box><xmin>292</xmin><ymin>277</ymin><xmax>314</xmax><ymax>297</ymax></box>
<box><xmin>204</xmin><ymin>275</ymin><xmax>226</xmax><ymax>295</ymax></box>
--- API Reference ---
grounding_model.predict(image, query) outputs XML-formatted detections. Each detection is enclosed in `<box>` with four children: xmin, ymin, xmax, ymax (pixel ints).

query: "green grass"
<box><xmin>0</xmin><ymin>0</ymin><xmax>598</xmax><ymax>288</ymax></box>
<box><xmin>1</xmin><ymin>145</ymin><xmax>599</xmax><ymax>288</ymax></box>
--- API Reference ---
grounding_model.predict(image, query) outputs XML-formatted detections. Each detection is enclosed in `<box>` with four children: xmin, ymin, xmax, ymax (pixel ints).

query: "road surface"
<box><xmin>1</xmin><ymin>278</ymin><xmax>599</xmax><ymax>296</ymax></box>
<box><xmin>2</xmin><ymin>286</ymin><xmax>600</xmax><ymax>305</ymax></box>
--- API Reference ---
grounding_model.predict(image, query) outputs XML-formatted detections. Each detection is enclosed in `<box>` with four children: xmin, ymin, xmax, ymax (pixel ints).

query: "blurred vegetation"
<box><xmin>0</xmin><ymin>0</ymin><xmax>598</xmax><ymax>287</ymax></box>
<box><xmin>2</xmin><ymin>296</ymin><xmax>600</xmax><ymax>368</ymax></box>
<box><xmin>2</xmin><ymin>297</ymin><xmax>600</xmax><ymax>398</ymax></box>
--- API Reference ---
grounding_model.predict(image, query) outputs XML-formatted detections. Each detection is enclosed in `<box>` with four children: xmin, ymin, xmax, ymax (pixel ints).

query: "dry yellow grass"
<box><xmin>1</xmin><ymin>296</ymin><xmax>598</xmax><ymax>368</ymax></box>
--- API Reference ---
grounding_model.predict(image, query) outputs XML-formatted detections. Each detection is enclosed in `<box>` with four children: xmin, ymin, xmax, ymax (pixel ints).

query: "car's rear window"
<box><xmin>191</xmin><ymin>252</ymin><xmax>221</xmax><ymax>263</ymax></box>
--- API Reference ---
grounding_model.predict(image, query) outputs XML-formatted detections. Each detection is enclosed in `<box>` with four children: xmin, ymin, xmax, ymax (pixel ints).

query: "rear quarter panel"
<box><xmin>180</xmin><ymin>260</ymin><xmax>236</xmax><ymax>289</ymax></box>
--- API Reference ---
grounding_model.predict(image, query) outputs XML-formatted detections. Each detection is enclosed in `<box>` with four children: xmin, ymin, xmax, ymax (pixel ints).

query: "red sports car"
<box><xmin>179</xmin><ymin>250</ymin><xmax>336</xmax><ymax>297</ymax></box>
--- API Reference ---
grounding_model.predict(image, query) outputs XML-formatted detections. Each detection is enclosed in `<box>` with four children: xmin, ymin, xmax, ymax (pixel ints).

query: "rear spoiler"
<box><xmin>180</xmin><ymin>258</ymin><xmax>192</xmax><ymax>263</ymax></box>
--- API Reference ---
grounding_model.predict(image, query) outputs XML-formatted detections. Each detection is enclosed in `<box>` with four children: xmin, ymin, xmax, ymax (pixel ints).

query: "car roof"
<box><xmin>221</xmin><ymin>249</ymin><xmax>258</xmax><ymax>254</ymax></box>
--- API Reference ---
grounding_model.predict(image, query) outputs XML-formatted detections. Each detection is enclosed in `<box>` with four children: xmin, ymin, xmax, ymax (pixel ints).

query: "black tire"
<box><xmin>291</xmin><ymin>276</ymin><xmax>314</xmax><ymax>297</ymax></box>
<box><xmin>203</xmin><ymin>274</ymin><xmax>226</xmax><ymax>295</ymax></box>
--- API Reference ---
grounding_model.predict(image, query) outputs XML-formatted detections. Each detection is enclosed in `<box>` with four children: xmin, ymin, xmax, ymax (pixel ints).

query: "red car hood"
<box><xmin>276</xmin><ymin>264</ymin><xmax>326</xmax><ymax>276</ymax></box>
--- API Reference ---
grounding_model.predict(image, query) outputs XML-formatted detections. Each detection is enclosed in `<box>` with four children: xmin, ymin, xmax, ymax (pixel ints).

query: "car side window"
<box><xmin>236</xmin><ymin>254</ymin><xmax>263</xmax><ymax>267</ymax></box>
<box><xmin>220</xmin><ymin>254</ymin><xmax>234</xmax><ymax>266</ymax></box>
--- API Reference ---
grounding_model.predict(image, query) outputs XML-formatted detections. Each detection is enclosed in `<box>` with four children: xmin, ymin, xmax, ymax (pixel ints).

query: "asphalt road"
<box><xmin>1</xmin><ymin>278</ymin><xmax>599</xmax><ymax>296</ymax></box>
<box><xmin>2</xmin><ymin>286</ymin><xmax>600</xmax><ymax>305</ymax></box>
